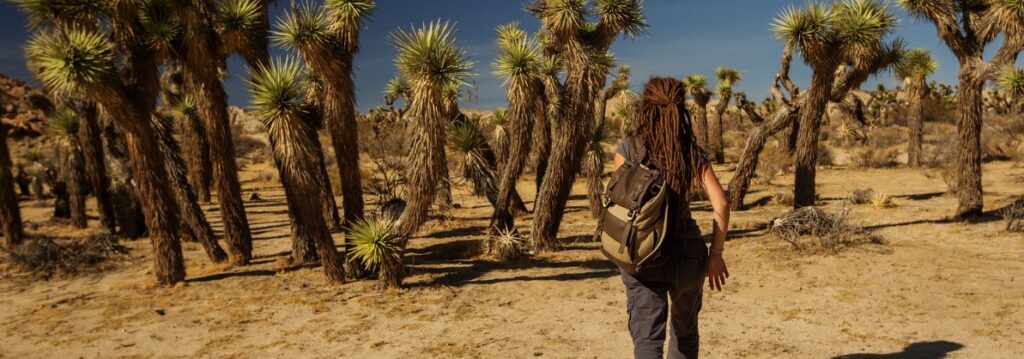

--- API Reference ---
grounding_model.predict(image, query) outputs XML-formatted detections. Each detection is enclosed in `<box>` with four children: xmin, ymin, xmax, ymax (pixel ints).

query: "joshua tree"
<box><xmin>347</xmin><ymin>217</ymin><xmax>403</xmax><ymax>288</ymax></box>
<box><xmin>728</xmin><ymin>1</ymin><xmax>907</xmax><ymax>210</ymax></box>
<box><xmin>583</xmin><ymin>118</ymin><xmax>613</xmax><ymax>218</ymax></box>
<box><xmin>0</xmin><ymin>97</ymin><xmax>24</xmax><ymax>248</ymax></box>
<box><xmin>597</xmin><ymin>64</ymin><xmax>632</xmax><ymax>125</ymax></box>
<box><xmin>25</xmin><ymin>25</ymin><xmax>186</xmax><ymax>284</ymax></box>
<box><xmin>177</xmin><ymin>1</ymin><xmax>254</xmax><ymax>264</ymax></box>
<box><xmin>897</xmin><ymin>0</ymin><xmax>1024</xmax><ymax>219</ymax></box>
<box><xmin>531</xmin><ymin>54</ymin><xmax>561</xmax><ymax>196</ymax></box>
<box><xmin>773</xmin><ymin>0</ymin><xmax>900</xmax><ymax>208</ymax></box>
<box><xmin>490</xmin><ymin>108</ymin><xmax>510</xmax><ymax>166</ymax></box>
<box><xmin>161</xmin><ymin>68</ymin><xmax>213</xmax><ymax>203</ymax></box>
<box><xmin>391</xmin><ymin>21</ymin><xmax>472</xmax><ymax>239</ymax></box>
<box><xmin>248</xmin><ymin>57</ymin><xmax>346</xmax><ymax>283</ymax></box>
<box><xmin>449</xmin><ymin>119</ymin><xmax>501</xmax><ymax>211</ymax></box>
<box><xmin>490</xmin><ymin>22</ymin><xmax>542</xmax><ymax>234</ymax></box>
<box><xmin>683</xmin><ymin>74</ymin><xmax>711</xmax><ymax>147</ymax></box>
<box><xmin>894</xmin><ymin>49</ymin><xmax>938</xmax><ymax>167</ymax></box>
<box><xmin>47</xmin><ymin>108</ymin><xmax>88</xmax><ymax>228</ymax></box>
<box><xmin>273</xmin><ymin>0</ymin><xmax>373</xmax><ymax>227</ymax></box>
<box><xmin>996</xmin><ymin>67</ymin><xmax>1024</xmax><ymax>114</ymax></box>
<box><xmin>709</xmin><ymin>67</ymin><xmax>743</xmax><ymax>163</ymax></box>
<box><xmin>528</xmin><ymin>0</ymin><xmax>647</xmax><ymax>250</ymax></box>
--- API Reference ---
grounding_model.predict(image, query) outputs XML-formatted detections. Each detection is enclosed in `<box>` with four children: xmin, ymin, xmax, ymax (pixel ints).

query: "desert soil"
<box><xmin>1</xmin><ymin>159</ymin><xmax>1023</xmax><ymax>359</ymax></box>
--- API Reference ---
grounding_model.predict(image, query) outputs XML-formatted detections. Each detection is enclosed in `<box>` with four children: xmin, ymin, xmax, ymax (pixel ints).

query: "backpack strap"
<box><xmin>626</xmin><ymin>136</ymin><xmax>650</xmax><ymax>166</ymax></box>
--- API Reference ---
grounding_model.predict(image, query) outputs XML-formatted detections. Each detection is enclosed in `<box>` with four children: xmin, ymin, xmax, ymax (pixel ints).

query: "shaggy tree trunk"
<box><xmin>78</xmin><ymin>103</ymin><xmax>116</xmax><ymax>232</ymax></box>
<box><xmin>0</xmin><ymin>123</ymin><xmax>24</xmax><ymax>248</ymax></box>
<box><xmin>906</xmin><ymin>76</ymin><xmax>926</xmax><ymax>167</ymax></box>
<box><xmin>692</xmin><ymin>98</ymin><xmax>709</xmax><ymax>149</ymax></box>
<box><xmin>324</xmin><ymin>56</ymin><xmax>365</xmax><ymax>226</ymax></box>
<box><xmin>953</xmin><ymin>72</ymin><xmax>985</xmax><ymax>218</ymax></box>
<box><xmin>181</xmin><ymin>6</ymin><xmax>253</xmax><ymax>264</ymax></box>
<box><xmin>265</xmin><ymin>114</ymin><xmax>345</xmax><ymax>284</ymax></box>
<box><xmin>178</xmin><ymin>109</ymin><xmax>213</xmax><ymax>203</ymax></box>
<box><xmin>154</xmin><ymin>116</ymin><xmax>228</xmax><ymax>263</ymax></box>
<box><xmin>710</xmin><ymin>93</ymin><xmax>732</xmax><ymax>164</ymax></box>
<box><xmin>727</xmin><ymin>106</ymin><xmax>798</xmax><ymax>210</ymax></box>
<box><xmin>63</xmin><ymin>146</ymin><xmax>87</xmax><ymax>228</ymax></box>
<box><xmin>793</xmin><ymin>67</ymin><xmax>837</xmax><ymax>208</ymax></box>
<box><xmin>102</xmin><ymin>125</ymin><xmax>148</xmax><ymax>239</ymax></box>
<box><xmin>312</xmin><ymin>132</ymin><xmax>342</xmax><ymax>231</ymax></box>
<box><xmin>491</xmin><ymin>85</ymin><xmax>536</xmax><ymax>233</ymax></box>
<box><xmin>396</xmin><ymin>84</ymin><xmax>448</xmax><ymax>238</ymax></box>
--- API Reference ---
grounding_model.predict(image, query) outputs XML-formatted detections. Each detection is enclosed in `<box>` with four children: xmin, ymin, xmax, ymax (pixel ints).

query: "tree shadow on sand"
<box><xmin>832</xmin><ymin>341</ymin><xmax>964</xmax><ymax>359</ymax></box>
<box><xmin>404</xmin><ymin>258</ymin><xmax>618</xmax><ymax>288</ymax></box>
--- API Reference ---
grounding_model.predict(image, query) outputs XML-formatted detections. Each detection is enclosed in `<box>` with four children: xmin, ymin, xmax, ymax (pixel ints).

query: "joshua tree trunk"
<box><xmin>178</xmin><ymin>109</ymin><xmax>213</xmax><ymax>203</ymax></box>
<box><xmin>154</xmin><ymin>116</ymin><xmax>228</xmax><ymax>263</ymax></box>
<box><xmin>953</xmin><ymin>73</ymin><xmax>985</xmax><ymax>218</ymax></box>
<box><xmin>793</xmin><ymin>67</ymin><xmax>837</xmax><ymax>208</ymax></box>
<box><xmin>325</xmin><ymin>55</ymin><xmax>365</xmax><ymax>226</ymax></box>
<box><xmin>0</xmin><ymin>122</ymin><xmax>24</xmax><ymax>248</ymax></box>
<box><xmin>491</xmin><ymin>87</ymin><xmax>536</xmax><ymax>233</ymax></box>
<box><xmin>692</xmin><ymin>100</ymin><xmax>709</xmax><ymax>148</ymax></box>
<box><xmin>78</xmin><ymin>103</ymin><xmax>116</xmax><ymax>232</ymax></box>
<box><xmin>533</xmin><ymin>86</ymin><xmax>554</xmax><ymax>197</ymax></box>
<box><xmin>63</xmin><ymin>146</ymin><xmax>87</xmax><ymax>228</ymax></box>
<box><xmin>312</xmin><ymin>133</ymin><xmax>342</xmax><ymax>231</ymax></box>
<box><xmin>727</xmin><ymin>105</ymin><xmax>798</xmax><ymax>210</ymax></box>
<box><xmin>906</xmin><ymin>76</ymin><xmax>926</xmax><ymax>167</ymax></box>
<box><xmin>181</xmin><ymin>5</ymin><xmax>253</xmax><ymax>264</ymax></box>
<box><xmin>265</xmin><ymin>114</ymin><xmax>345</xmax><ymax>283</ymax></box>
<box><xmin>710</xmin><ymin>94</ymin><xmax>731</xmax><ymax>164</ymax></box>
<box><xmin>397</xmin><ymin>84</ymin><xmax>448</xmax><ymax>238</ymax></box>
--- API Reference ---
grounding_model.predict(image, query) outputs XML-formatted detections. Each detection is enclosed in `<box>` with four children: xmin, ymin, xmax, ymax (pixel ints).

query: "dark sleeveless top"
<box><xmin>615</xmin><ymin>137</ymin><xmax>708</xmax><ymax>260</ymax></box>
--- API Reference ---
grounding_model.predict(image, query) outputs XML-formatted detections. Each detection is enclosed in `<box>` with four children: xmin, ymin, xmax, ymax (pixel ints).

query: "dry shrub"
<box><xmin>488</xmin><ymin>227</ymin><xmax>529</xmax><ymax>263</ymax></box>
<box><xmin>817</xmin><ymin>144</ymin><xmax>835</xmax><ymax>167</ymax></box>
<box><xmin>851</xmin><ymin>146</ymin><xmax>900</xmax><ymax>168</ymax></box>
<box><xmin>769</xmin><ymin>205</ymin><xmax>883</xmax><ymax>253</ymax></box>
<box><xmin>756</xmin><ymin>140</ymin><xmax>793</xmax><ymax>185</ymax></box>
<box><xmin>849</xmin><ymin>188</ymin><xmax>875</xmax><ymax>204</ymax></box>
<box><xmin>1000</xmin><ymin>197</ymin><xmax>1024</xmax><ymax>233</ymax></box>
<box><xmin>864</xmin><ymin>126</ymin><xmax>904</xmax><ymax>148</ymax></box>
<box><xmin>872</xmin><ymin>192</ymin><xmax>895</xmax><ymax>209</ymax></box>
<box><xmin>769</xmin><ymin>191</ymin><xmax>794</xmax><ymax>206</ymax></box>
<box><xmin>5</xmin><ymin>234</ymin><xmax>127</xmax><ymax>279</ymax></box>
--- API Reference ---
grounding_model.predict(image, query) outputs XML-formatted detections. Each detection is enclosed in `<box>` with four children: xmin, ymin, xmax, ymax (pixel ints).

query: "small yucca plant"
<box><xmin>489</xmin><ymin>226</ymin><xmax>528</xmax><ymax>262</ymax></box>
<box><xmin>347</xmin><ymin>217</ymin><xmax>404</xmax><ymax>288</ymax></box>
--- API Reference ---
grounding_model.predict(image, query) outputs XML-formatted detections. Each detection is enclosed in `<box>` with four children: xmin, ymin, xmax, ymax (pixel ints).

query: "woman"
<box><xmin>612</xmin><ymin>77</ymin><xmax>730</xmax><ymax>359</ymax></box>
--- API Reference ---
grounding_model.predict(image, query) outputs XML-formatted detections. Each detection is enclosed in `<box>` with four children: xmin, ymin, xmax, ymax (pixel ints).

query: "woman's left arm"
<box><xmin>701</xmin><ymin>164</ymin><xmax>730</xmax><ymax>291</ymax></box>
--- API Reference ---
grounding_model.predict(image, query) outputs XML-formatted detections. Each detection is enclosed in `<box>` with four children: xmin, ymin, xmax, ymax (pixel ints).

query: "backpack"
<box><xmin>595</xmin><ymin>138</ymin><xmax>671</xmax><ymax>274</ymax></box>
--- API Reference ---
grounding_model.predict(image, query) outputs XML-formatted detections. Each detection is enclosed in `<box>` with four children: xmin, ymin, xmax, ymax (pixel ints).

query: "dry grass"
<box><xmin>769</xmin><ymin>205</ymin><xmax>884</xmax><ymax>253</ymax></box>
<box><xmin>756</xmin><ymin>140</ymin><xmax>793</xmax><ymax>185</ymax></box>
<box><xmin>871</xmin><ymin>192</ymin><xmax>895</xmax><ymax>209</ymax></box>
<box><xmin>769</xmin><ymin>191</ymin><xmax>794</xmax><ymax>206</ymax></box>
<box><xmin>850</xmin><ymin>146</ymin><xmax>900</xmax><ymax>168</ymax></box>
<box><xmin>849</xmin><ymin>188</ymin><xmax>875</xmax><ymax>205</ymax></box>
<box><xmin>3</xmin><ymin>234</ymin><xmax>127</xmax><ymax>279</ymax></box>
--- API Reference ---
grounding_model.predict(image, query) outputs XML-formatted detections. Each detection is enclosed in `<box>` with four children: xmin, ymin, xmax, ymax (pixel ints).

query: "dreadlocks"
<box><xmin>636</xmin><ymin>77</ymin><xmax>704</xmax><ymax>199</ymax></box>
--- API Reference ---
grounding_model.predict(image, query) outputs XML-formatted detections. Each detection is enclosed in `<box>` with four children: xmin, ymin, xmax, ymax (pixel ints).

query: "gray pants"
<box><xmin>621</xmin><ymin>254</ymin><xmax>707</xmax><ymax>359</ymax></box>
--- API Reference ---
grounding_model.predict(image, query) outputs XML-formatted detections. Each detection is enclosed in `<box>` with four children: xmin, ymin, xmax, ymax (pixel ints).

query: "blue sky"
<box><xmin>0</xmin><ymin>1</ymin><xmax>1018</xmax><ymax>111</ymax></box>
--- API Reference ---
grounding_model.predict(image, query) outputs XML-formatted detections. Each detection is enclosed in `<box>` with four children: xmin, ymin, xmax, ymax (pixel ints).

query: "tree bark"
<box><xmin>727</xmin><ymin>105</ymin><xmax>798</xmax><ymax>210</ymax></box>
<box><xmin>63</xmin><ymin>145</ymin><xmax>87</xmax><ymax>228</ymax></box>
<box><xmin>0</xmin><ymin>123</ymin><xmax>24</xmax><ymax>248</ymax></box>
<box><xmin>178</xmin><ymin>109</ymin><xmax>213</xmax><ymax>203</ymax></box>
<box><xmin>181</xmin><ymin>5</ymin><xmax>253</xmax><ymax>264</ymax></box>
<box><xmin>78</xmin><ymin>103</ymin><xmax>116</xmax><ymax>232</ymax></box>
<box><xmin>953</xmin><ymin>71</ymin><xmax>985</xmax><ymax>218</ymax></box>
<box><xmin>906</xmin><ymin>76</ymin><xmax>926</xmax><ymax>167</ymax></box>
<box><xmin>691</xmin><ymin>97</ymin><xmax>710</xmax><ymax>148</ymax></box>
<box><xmin>490</xmin><ymin>81</ymin><xmax>537</xmax><ymax>233</ymax></box>
<box><xmin>710</xmin><ymin>92</ymin><xmax>732</xmax><ymax>164</ymax></box>
<box><xmin>396</xmin><ymin>84</ymin><xmax>448</xmax><ymax>238</ymax></box>
<box><xmin>324</xmin><ymin>55</ymin><xmax>365</xmax><ymax>226</ymax></box>
<box><xmin>793</xmin><ymin>67</ymin><xmax>838</xmax><ymax>208</ymax></box>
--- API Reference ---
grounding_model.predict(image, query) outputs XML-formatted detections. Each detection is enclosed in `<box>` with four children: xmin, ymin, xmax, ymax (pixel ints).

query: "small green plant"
<box><xmin>489</xmin><ymin>226</ymin><xmax>528</xmax><ymax>262</ymax></box>
<box><xmin>347</xmin><ymin>217</ymin><xmax>404</xmax><ymax>288</ymax></box>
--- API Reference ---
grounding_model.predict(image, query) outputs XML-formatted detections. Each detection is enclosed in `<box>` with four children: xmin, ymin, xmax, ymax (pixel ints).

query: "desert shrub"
<box><xmin>1000</xmin><ymin>197</ymin><xmax>1024</xmax><ymax>233</ymax></box>
<box><xmin>5</xmin><ymin>234</ymin><xmax>127</xmax><ymax>279</ymax></box>
<box><xmin>849</xmin><ymin>188</ymin><xmax>875</xmax><ymax>204</ymax></box>
<box><xmin>756</xmin><ymin>140</ymin><xmax>793</xmax><ymax>185</ymax></box>
<box><xmin>817</xmin><ymin>144</ymin><xmax>835</xmax><ymax>167</ymax></box>
<box><xmin>872</xmin><ymin>192</ymin><xmax>895</xmax><ymax>209</ymax></box>
<box><xmin>981</xmin><ymin>123</ymin><xmax>1023</xmax><ymax>163</ymax></box>
<box><xmin>359</xmin><ymin>109</ymin><xmax>409</xmax><ymax>205</ymax></box>
<box><xmin>850</xmin><ymin>146</ymin><xmax>900</xmax><ymax>168</ymax></box>
<box><xmin>488</xmin><ymin>227</ymin><xmax>529</xmax><ymax>262</ymax></box>
<box><xmin>769</xmin><ymin>205</ymin><xmax>883</xmax><ymax>253</ymax></box>
<box><xmin>347</xmin><ymin>217</ymin><xmax>404</xmax><ymax>289</ymax></box>
<box><xmin>864</xmin><ymin>126</ymin><xmax>904</xmax><ymax>148</ymax></box>
<box><xmin>769</xmin><ymin>191</ymin><xmax>794</xmax><ymax>206</ymax></box>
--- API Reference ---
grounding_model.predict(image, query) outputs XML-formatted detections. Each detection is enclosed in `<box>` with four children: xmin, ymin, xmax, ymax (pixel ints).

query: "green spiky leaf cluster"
<box><xmin>450</xmin><ymin>120</ymin><xmax>489</xmax><ymax>155</ymax></box>
<box><xmin>47</xmin><ymin>108</ymin><xmax>81</xmax><ymax>138</ymax></box>
<box><xmin>773</xmin><ymin>0</ymin><xmax>899</xmax><ymax>65</ymax></box>
<box><xmin>217</xmin><ymin>0</ymin><xmax>262</xmax><ymax>35</ymax></box>
<box><xmin>383</xmin><ymin>77</ymin><xmax>411</xmax><ymax>104</ymax></box>
<box><xmin>139</xmin><ymin>0</ymin><xmax>181</xmax><ymax>54</ymax></box>
<box><xmin>997</xmin><ymin>67</ymin><xmax>1024</xmax><ymax>99</ymax></box>
<box><xmin>595</xmin><ymin>0</ymin><xmax>648</xmax><ymax>38</ymax></box>
<box><xmin>493</xmin><ymin>23</ymin><xmax>541</xmax><ymax>85</ymax></box>
<box><xmin>272</xmin><ymin>1</ymin><xmax>332</xmax><ymax>50</ymax></box>
<box><xmin>14</xmin><ymin>0</ymin><xmax>103</xmax><ymax>28</ymax></box>
<box><xmin>347</xmin><ymin>217</ymin><xmax>403</xmax><ymax>271</ymax></box>
<box><xmin>490</xmin><ymin>108</ymin><xmax>509</xmax><ymax>127</ymax></box>
<box><xmin>894</xmin><ymin>48</ymin><xmax>938</xmax><ymax>80</ymax></box>
<box><xmin>391</xmin><ymin>21</ymin><xmax>473</xmax><ymax>88</ymax></box>
<box><xmin>683</xmin><ymin>74</ymin><xmax>708</xmax><ymax>91</ymax></box>
<box><xmin>26</xmin><ymin>29</ymin><xmax>115</xmax><ymax>95</ymax></box>
<box><xmin>247</xmin><ymin>57</ymin><xmax>309</xmax><ymax>121</ymax></box>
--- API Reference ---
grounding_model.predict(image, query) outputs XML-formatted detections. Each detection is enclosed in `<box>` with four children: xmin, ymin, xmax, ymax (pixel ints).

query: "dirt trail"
<box><xmin>1</xmin><ymin>161</ymin><xmax>1023</xmax><ymax>358</ymax></box>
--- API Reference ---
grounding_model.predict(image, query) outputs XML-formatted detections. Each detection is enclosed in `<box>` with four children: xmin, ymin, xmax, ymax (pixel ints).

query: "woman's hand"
<box><xmin>707</xmin><ymin>253</ymin><xmax>729</xmax><ymax>291</ymax></box>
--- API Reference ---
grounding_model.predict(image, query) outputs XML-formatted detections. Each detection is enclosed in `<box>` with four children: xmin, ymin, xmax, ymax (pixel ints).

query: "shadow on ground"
<box><xmin>832</xmin><ymin>341</ymin><xmax>964</xmax><ymax>359</ymax></box>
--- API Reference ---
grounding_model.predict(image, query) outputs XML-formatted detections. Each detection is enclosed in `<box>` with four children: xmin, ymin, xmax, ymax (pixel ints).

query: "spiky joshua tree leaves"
<box><xmin>894</xmin><ymin>48</ymin><xmax>937</xmax><ymax>167</ymax></box>
<box><xmin>683</xmin><ymin>74</ymin><xmax>711</xmax><ymax>147</ymax></box>
<box><xmin>529</xmin><ymin>0</ymin><xmax>647</xmax><ymax>250</ymax></box>
<box><xmin>248</xmin><ymin>58</ymin><xmax>346</xmax><ymax>284</ymax></box>
<box><xmin>996</xmin><ymin>67</ymin><xmax>1024</xmax><ymax>113</ymax></box>
<box><xmin>391</xmin><ymin>21</ymin><xmax>472</xmax><ymax>241</ymax></box>
<box><xmin>897</xmin><ymin>0</ymin><xmax>1024</xmax><ymax>219</ymax></box>
<box><xmin>25</xmin><ymin>27</ymin><xmax>186</xmax><ymax>285</ymax></box>
<box><xmin>347</xmin><ymin>217</ymin><xmax>404</xmax><ymax>288</ymax></box>
<box><xmin>274</xmin><ymin>0</ymin><xmax>373</xmax><ymax>229</ymax></box>
<box><xmin>710</xmin><ymin>67</ymin><xmax>743</xmax><ymax>164</ymax></box>
<box><xmin>490</xmin><ymin>22</ymin><xmax>542</xmax><ymax>237</ymax></box>
<box><xmin>773</xmin><ymin>0</ymin><xmax>900</xmax><ymax>207</ymax></box>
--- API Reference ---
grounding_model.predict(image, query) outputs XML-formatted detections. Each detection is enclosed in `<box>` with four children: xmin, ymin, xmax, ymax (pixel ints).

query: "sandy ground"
<box><xmin>1</xmin><ymin>158</ymin><xmax>1023</xmax><ymax>359</ymax></box>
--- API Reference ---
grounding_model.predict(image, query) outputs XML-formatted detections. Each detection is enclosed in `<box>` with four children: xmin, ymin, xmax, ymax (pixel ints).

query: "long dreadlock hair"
<box><xmin>636</xmin><ymin>77</ymin><xmax>704</xmax><ymax>200</ymax></box>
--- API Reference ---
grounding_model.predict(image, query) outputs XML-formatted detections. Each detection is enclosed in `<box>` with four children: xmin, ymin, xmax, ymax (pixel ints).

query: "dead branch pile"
<box><xmin>4</xmin><ymin>234</ymin><xmax>127</xmax><ymax>279</ymax></box>
<box><xmin>769</xmin><ymin>205</ymin><xmax>883</xmax><ymax>253</ymax></box>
